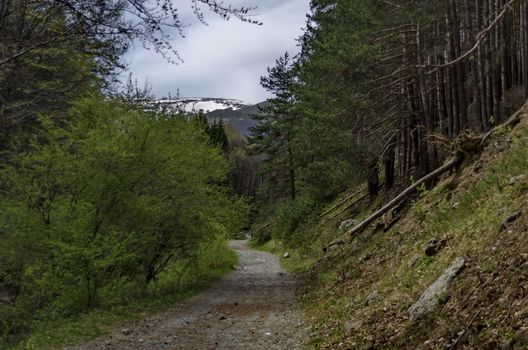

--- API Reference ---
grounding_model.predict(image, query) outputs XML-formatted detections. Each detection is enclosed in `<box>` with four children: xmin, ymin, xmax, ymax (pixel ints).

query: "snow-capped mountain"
<box><xmin>153</xmin><ymin>97</ymin><xmax>250</xmax><ymax>113</ymax></box>
<box><xmin>150</xmin><ymin>97</ymin><xmax>266</xmax><ymax>135</ymax></box>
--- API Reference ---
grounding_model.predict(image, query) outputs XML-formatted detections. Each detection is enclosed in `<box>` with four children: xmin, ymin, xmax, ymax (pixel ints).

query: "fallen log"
<box><xmin>325</xmin><ymin>156</ymin><xmax>462</xmax><ymax>252</ymax></box>
<box><xmin>480</xmin><ymin>103</ymin><xmax>525</xmax><ymax>147</ymax></box>
<box><xmin>255</xmin><ymin>221</ymin><xmax>275</xmax><ymax>232</ymax></box>
<box><xmin>323</xmin><ymin>103</ymin><xmax>527</xmax><ymax>253</ymax></box>
<box><xmin>321</xmin><ymin>192</ymin><xmax>370</xmax><ymax>223</ymax></box>
<box><xmin>319</xmin><ymin>188</ymin><xmax>363</xmax><ymax>218</ymax></box>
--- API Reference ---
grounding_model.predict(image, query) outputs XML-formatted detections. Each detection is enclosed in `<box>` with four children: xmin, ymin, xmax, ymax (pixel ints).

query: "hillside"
<box><xmin>272</xmin><ymin>104</ymin><xmax>528</xmax><ymax>349</ymax></box>
<box><xmin>151</xmin><ymin>97</ymin><xmax>266</xmax><ymax>135</ymax></box>
<box><xmin>153</xmin><ymin>97</ymin><xmax>249</xmax><ymax>113</ymax></box>
<box><xmin>206</xmin><ymin>101</ymin><xmax>269</xmax><ymax>135</ymax></box>
<box><xmin>4</xmin><ymin>0</ymin><xmax>528</xmax><ymax>349</ymax></box>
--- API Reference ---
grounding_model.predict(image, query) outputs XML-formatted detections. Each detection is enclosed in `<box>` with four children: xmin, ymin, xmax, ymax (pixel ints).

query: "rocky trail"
<box><xmin>69</xmin><ymin>240</ymin><xmax>304</xmax><ymax>350</ymax></box>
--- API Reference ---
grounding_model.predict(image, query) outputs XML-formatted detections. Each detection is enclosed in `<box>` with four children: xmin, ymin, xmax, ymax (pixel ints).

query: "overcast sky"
<box><xmin>122</xmin><ymin>0</ymin><xmax>310</xmax><ymax>104</ymax></box>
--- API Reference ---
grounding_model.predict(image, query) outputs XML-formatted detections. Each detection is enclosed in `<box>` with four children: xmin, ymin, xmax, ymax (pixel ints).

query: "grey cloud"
<box><xmin>121</xmin><ymin>0</ymin><xmax>310</xmax><ymax>103</ymax></box>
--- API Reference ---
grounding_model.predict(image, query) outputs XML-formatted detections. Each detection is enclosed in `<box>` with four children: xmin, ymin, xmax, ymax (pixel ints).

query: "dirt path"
<box><xmin>69</xmin><ymin>240</ymin><xmax>304</xmax><ymax>350</ymax></box>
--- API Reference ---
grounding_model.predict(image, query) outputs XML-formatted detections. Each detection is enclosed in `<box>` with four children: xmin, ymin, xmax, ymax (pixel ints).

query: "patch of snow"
<box><xmin>153</xmin><ymin>97</ymin><xmax>249</xmax><ymax>113</ymax></box>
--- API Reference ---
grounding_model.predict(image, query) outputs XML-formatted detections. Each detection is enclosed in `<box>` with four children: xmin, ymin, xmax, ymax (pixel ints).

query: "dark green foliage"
<box><xmin>0</xmin><ymin>96</ymin><xmax>248</xmax><ymax>344</ymax></box>
<box><xmin>294</xmin><ymin>0</ymin><xmax>386</xmax><ymax>191</ymax></box>
<box><xmin>0</xmin><ymin>1</ymin><xmax>103</xmax><ymax>154</ymax></box>
<box><xmin>250</xmin><ymin>53</ymin><xmax>298</xmax><ymax>201</ymax></box>
<box><xmin>299</xmin><ymin>158</ymin><xmax>352</xmax><ymax>202</ymax></box>
<box><xmin>209</xmin><ymin>119</ymin><xmax>229</xmax><ymax>154</ymax></box>
<box><xmin>249</xmin><ymin>1</ymin><xmax>385</xmax><ymax>245</ymax></box>
<box><xmin>251</xmin><ymin>228</ymin><xmax>272</xmax><ymax>247</ymax></box>
<box><xmin>193</xmin><ymin>113</ymin><xmax>229</xmax><ymax>153</ymax></box>
<box><xmin>225</xmin><ymin>126</ymin><xmax>261</xmax><ymax>199</ymax></box>
<box><xmin>271</xmin><ymin>195</ymin><xmax>318</xmax><ymax>249</ymax></box>
<box><xmin>193</xmin><ymin>112</ymin><xmax>211</xmax><ymax>135</ymax></box>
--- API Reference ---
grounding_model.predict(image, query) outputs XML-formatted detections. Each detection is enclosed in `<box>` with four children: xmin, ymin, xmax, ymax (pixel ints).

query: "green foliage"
<box><xmin>192</xmin><ymin>113</ymin><xmax>229</xmax><ymax>154</ymax></box>
<box><xmin>208</xmin><ymin>119</ymin><xmax>229</xmax><ymax>154</ymax></box>
<box><xmin>0</xmin><ymin>1</ymin><xmax>123</xmax><ymax>155</ymax></box>
<box><xmin>250</xmin><ymin>0</ymin><xmax>391</xmax><ymax>221</ymax></box>
<box><xmin>0</xmin><ymin>96</ymin><xmax>248</xmax><ymax>345</ymax></box>
<box><xmin>271</xmin><ymin>196</ymin><xmax>318</xmax><ymax>248</ymax></box>
<box><xmin>250</xmin><ymin>240</ymin><xmax>316</xmax><ymax>273</ymax></box>
<box><xmin>12</xmin><ymin>241</ymin><xmax>236</xmax><ymax>350</ymax></box>
<box><xmin>250</xmin><ymin>228</ymin><xmax>273</xmax><ymax>247</ymax></box>
<box><xmin>300</xmin><ymin>158</ymin><xmax>352</xmax><ymax>201</ymax></box>
<box><xmin>249</xmin><ymin>52</ymin><xmax>298</xmax><ymax>201</ymax></box>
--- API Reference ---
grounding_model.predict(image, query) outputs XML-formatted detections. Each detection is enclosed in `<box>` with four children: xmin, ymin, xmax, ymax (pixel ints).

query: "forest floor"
<box><xmin>67</xmin><ymin>240</ymin><xmax>305</xmax><ymax>350</ymax></box>
<box><xmin>298</xmin><ymin>105</ymin><xmax>528</xmax><ymax>349</ymax></box>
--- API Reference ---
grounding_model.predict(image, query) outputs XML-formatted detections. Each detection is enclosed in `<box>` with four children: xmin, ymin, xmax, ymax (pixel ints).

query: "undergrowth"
<box><xmin>299</xmin><ymin>118</ymin><xmax>528</xmax><ymax>348</ymax></box>
<box><xmin>9</xmin><ymin>236</ymin><xmax>237</xmax><ymax>350</ymax></box>
<box><xmin>249</xmin><ymin>239</ymin><xmax>316</xmax><ymax>273</ymax></box>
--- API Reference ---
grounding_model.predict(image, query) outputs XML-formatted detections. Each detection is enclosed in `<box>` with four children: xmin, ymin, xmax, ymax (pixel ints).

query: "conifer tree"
<box><xmin>250</xmin><ymin>53</ymin><xmax>298</xmax><ymax>201</ymax></box>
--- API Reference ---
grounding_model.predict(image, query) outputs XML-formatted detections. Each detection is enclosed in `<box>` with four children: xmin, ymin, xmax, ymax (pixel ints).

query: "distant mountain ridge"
<box><xmin>153</xmin><ymin>97</ymin><xmax>268</xmax><ymax>135</ymax></box>
<box><xmin>207</xmin><ymin>101</ymin><xmax>269</xmax><ymax>136</ymax></box>
<box><xmin>153</xmin><ymin>97</ymin><xmax>249</xmax><ymax>113</ymax></box>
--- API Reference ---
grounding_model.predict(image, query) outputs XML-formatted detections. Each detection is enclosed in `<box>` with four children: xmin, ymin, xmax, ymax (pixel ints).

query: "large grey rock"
<box><xmin>408</xmin><ymin>257</ymin><xmax>466</xmax><ymax>322</ymax></box>
<box><xmin>339</xmin><ymin>219</ymin><xmax>358</xmax><ymax>232</ymax></box>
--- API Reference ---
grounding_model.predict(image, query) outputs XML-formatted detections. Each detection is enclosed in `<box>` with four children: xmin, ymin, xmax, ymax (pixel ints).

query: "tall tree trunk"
<box><xmin>367</xmin><ymin>162</ymin><xmax>380</xmax><ymax>199</ymax></box>
<box><xmin>436</xmin><ymin>60</ymin><xmax>449</xmax><ymax>134</ymax></box>
<box><xmin>467</xmin><ymin>0</ymin><xmax>484</xmax><ymax>129</ymax></box>
<box><xmin>452</xmin><ymin>0</ymin><xmax>469</xmax><ymax>129</ymax></box>
<box><xmin>522</xmin><ymin>0</ymin><xmax>528</xmax><ymax>97</ymax></box>
<box><xmin>384</xmin><ymin>146</ymin><xmax>396</xmax><ymax>189</ymax></box>
<box><xmin>446</xmin><ymin>4</ymin><xmax>459</xmax><ymax>136</ymax></box>
<box><xmin>287</xmin><ymin>133</ymin><xmax>296</xmax><ymax>201</ymax></box>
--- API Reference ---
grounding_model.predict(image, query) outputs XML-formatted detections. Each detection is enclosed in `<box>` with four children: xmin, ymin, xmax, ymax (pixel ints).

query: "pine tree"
<box><xmin>250</xmin><ymin>53</ymin><xmax>298</xmax><ymax>201</ymax></box>
<box><xmin>209</xmin><ymin>119</ymin><xmax>229</xmax><ymax>154</ymax></box>
<box><xmin>295</xmin><ymin>0</ymin><xmax>386</xmax><ymax>199</ymax></box>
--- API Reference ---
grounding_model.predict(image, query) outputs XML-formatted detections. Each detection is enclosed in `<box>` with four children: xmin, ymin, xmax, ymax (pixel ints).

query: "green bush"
<box><xmin>0</xmin><ymin>95</ymin><xmax>248</xmax><ymax>345</ymax></box>
<box><xmin>271</xmin><ymin>195</ymin><xmax>318</xmax><ymax>247</ymax></box>
<box><xmin>251</xmin><ymin>228</ymin><xmax>272</xmax><ymax>246</ymax></box>
<box><xmin>300</xmin><ymin>158</ymin><xmax>352</xmax><ymax>201</ymax></box>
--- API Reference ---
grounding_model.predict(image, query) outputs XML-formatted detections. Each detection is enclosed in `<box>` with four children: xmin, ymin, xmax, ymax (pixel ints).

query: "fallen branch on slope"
<box><xmin>480</xmin><ymin>103</ymin><xmax>526</xmax><ymax>147</ymax></box>
<box><xmin>321</xmin><ymin>192</ymin><xmax>370</xmax><ymax>223</ymax></box>
<box><xmin>319</xmin><ymin>188</ymin><xmax>362</xmax><ymax>218</ymax></box>
<box><xmin>325</xmin><ymin>156</ymin><xmax>462</xmax><ymax>252</ymax></box>
<box><xmin>347</xmin><ymin>156</ymin><xmax>462</xmax><ymax>237</ymax></box>
<box><xmin>323</xmin><ymin>103</ymin><xmax>527</xmax><ymax>253</ymax></box>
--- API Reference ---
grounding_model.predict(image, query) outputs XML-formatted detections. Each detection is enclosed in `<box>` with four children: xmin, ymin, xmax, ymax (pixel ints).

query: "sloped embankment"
<box><xmin>303</xmin><ymin>105</ymin><xmax>528</xmax><ymax>349</ymax></box>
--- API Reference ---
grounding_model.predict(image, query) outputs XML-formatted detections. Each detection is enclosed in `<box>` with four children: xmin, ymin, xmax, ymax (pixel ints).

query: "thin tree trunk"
<box><xmin>287</xmin><ymin>133</ymin><xmax>296</xmax><ymax>201</ymax></box>
<box><xmin>522</xmin><ymin>0</ymin><xmax>528</xmax><ymax>97</ymax></box>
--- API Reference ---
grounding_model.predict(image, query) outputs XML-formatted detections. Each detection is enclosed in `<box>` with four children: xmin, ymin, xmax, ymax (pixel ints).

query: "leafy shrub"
<box><xmin>300</xmin><ymin>159</ymin><xmax>352</xmax><ymax>201</ymax></box>
<box><xmin>271</xmin><ymin>195</ymin><xmax>318</xmax><ymax>247</ymax></box>
<box><xmin>0</xmin><ymin>95</ymin><xmax>248</xmax><ymax>344</ymax></box>
<box><xmin>251</xmin><ymin>228</ymin><xmax>272</xmax><ymax>246</ymax></box>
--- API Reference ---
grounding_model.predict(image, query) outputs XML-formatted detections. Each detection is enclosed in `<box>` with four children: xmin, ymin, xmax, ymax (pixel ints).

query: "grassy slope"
<box><xmin>249</xmin><ymin>240</ymin><xmax>316</xmax><ymax>273</ymax></box>
<box><xmin>11</xmin><ymin>249</ymin><xmax>238</xmax><ymax>350</ymax></box>
<box><xmin>301</xmin><ymin>108</ymin><xmax>528</xmax><ymax>349</ymax></box>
